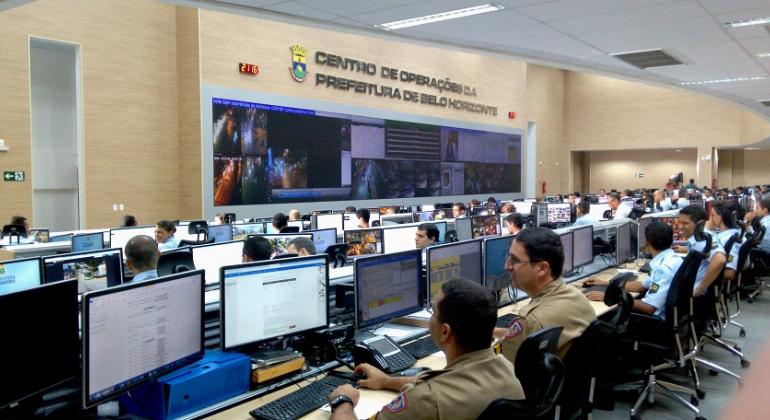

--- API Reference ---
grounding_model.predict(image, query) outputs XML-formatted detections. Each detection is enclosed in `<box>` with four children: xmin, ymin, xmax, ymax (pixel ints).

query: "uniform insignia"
<box><xmin>650</xmin><ymin>283</ymin><xmax>660</xmax><ymax>293</ymax></box>
<box><xmin>728</xmin><ymin>255</ymin><xmax>734</xmax><ymax>262</ymax></box>
<box><xmin>289</xmin><ymin>45</ymin><xmax>307</xmax><ymax>82</ymax></box>
<box><xmin>505</xmin><ymin>319</ymin><xmax>524</xmax><ymax>339</ymax></box>
<box><xmin>383</xmin><ymin>393</ymin><xmax>408</xmax><ymax>413</ymax></box>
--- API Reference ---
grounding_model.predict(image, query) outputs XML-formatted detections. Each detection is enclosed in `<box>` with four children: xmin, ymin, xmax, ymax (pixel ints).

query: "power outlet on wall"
<box><xmin>112</xmin><ymin>204</ymin><xmax>118</xmax><ymax>211</ymax></box>
<box><xmin>119</xmin><ymin>204</ymin><xmax>125</xmax><ymax>211</ymax></box>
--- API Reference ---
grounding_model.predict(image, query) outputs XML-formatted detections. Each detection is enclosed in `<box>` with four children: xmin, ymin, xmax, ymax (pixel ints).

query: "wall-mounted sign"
<box><xmin>3</xmin><ymin>171</ymin><xmax>24</xmax><ymax>182</ymax></box>
<box><xmin>289</xmin><ymin>45</ymin><xmax>307</xmax><ymax>82</ymax></box>
<box><xmin>239</xmin><ymin>62</ymin><xmax>259</xmax><ymax>75</ymax></box>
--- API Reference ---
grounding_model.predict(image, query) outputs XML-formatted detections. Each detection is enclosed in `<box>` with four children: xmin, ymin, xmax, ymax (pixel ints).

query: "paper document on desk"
<box><xmin>320</xmin><ymin>393</ymin><xmax>392</xmax><ymax>418</ymax></box>
<box><xmin>616</xmin><ymin>269</ymin><xmax>639</xmax><ymax>275</ymax></box>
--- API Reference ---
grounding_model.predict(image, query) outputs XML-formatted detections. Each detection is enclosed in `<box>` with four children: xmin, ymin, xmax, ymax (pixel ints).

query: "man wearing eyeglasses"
<box><xmin>494</xmin><ymin>227</ymin><xmax>596</xmax><ymax>362</ymax></box>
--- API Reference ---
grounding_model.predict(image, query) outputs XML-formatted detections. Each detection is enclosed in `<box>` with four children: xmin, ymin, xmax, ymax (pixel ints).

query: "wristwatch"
<box><xmin>330</xmin><ymin>394</ymin><xmax>354</xmax><ymax>411</ymax></box>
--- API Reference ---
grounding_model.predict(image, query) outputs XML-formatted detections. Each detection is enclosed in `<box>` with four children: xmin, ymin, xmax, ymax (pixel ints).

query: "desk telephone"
<box><xmin>352</xmin><ymin>335</ymin><xmax>416</xmax><ymax>374</ymax></box>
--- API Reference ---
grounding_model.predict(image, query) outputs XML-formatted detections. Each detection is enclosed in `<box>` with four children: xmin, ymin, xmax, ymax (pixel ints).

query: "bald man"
<box><xmin>125</xmin><ymin>235</ymin><xmax>160</xmax><ymax>283</ymax></box>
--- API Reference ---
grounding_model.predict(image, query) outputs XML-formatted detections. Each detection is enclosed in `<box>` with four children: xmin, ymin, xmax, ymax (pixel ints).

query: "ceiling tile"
<box><xmin>262</xmin><ymin>1</ymin><xmax>341</xmax><ymax>20</ymax></box>
<box><xmin>578</xmin><ymin>17</ymin><xmax>723</xmax><ymax>51</ymax></box>
<box><xmin>714</xmin><ymin>7</ymin><xmax>770</xmax><ymax>24</ymax></box>
<box><xmin>726</xmin><ymin>25</ymin><xmax>770</xmax><ymax>39</ymax></box>
<box><xmin>698</xmin><ymin>0</ymin><xmax>770</xmax><ymax>15</ymax></box>
<box><xmin>738</xmin><ymin>36</ymin><xmax>770</xmax><ymax>54</ymax></box>
<box><xmin>516</xmin><ymin>0</ymin><xmax>675</xmax><ymax>22</ymax></box>
<box><xmin>292</xmin><ymin>0</ymin><xmax>420</xmax><ymax>17</ymax></box>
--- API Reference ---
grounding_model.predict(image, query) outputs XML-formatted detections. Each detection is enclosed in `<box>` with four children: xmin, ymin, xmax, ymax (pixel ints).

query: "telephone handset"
<box><xmin>352</xmin><ymin>335</ymin><xmax>416</xmax><ymax>374</ymax></box>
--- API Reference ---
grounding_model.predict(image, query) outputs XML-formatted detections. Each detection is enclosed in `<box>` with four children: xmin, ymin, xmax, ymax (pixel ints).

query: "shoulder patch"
<box><xmin>504</xmin><ymin>319</ymin><xmax>524</xmax><ymax>339</ymax></box>
<box><xmin>383</xmin><ymin>393</ymin><xmax>408</xmax><ymax>413</ymax></box>
<box><xmin>649</xmin><ymin>282</ymin><xmax>660</xmax><ymax>293</ymax></box>
<box><xmin>728</xmin><ymin>255</ymin><xmax>734</xmax><ymax>263</ymax></box>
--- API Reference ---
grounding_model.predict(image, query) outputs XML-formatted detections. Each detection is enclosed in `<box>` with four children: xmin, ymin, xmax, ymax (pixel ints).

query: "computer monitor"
<box><xmin>82</xmin><ymin>270</ymin><xmax>204</xmax><ymax>408</ymax></box>
<box><xmin>343</xmin><ymin>228</ymin><xmax>384</xmax><ymax>257</ymax></box>
<box><xmin>191</xmin><ymin>240</ymin><xmax>245</xmax><ymax>286</ymax></box>
<box><xmin>559</xmin><ymin>231</ymin><xmax>574</xmax><ymax>274</ymax></box>
<box><xmin>615</xmin><ymin>222</ymin><xmax>632</xmax><ymax>265</ymax></box>
<box><xmin>547</xmin><ymin>203</ymin><xmax>572</xmax><ymax>224</ymax></box>
<box><xmin>355</xmin><ymin>250</ymin><xmax>423</xmax><ymax>328</ymax></box>
<box><xmin>232</xmin><ymin>222</ymin><xmax>266</xmax><ymax>240</ymax></box>
<box><xmin>207</xmin><ymin>224</ymin><xmax>233</xmax><ymax>242</ymax></box>
<box><xmin>306</xmin><ymin>228</ymin><xmax>338</xmax><ymax>254</ymax></box>
<box><xmin>637</xmin><ymin>216</ymin><xmax>654</xmax><ymax>253</ymax></box>
<box><xmin>380</xmin><ymin>213</ymin><xmax>414</xmax><ymax>226</ymax></box>
<box><xmin>343</xmin><ymin>213</ymin><xmax>359</xmax><ymax>231</ymax></box>
<box><xmin>43</xmin><ymin>248</ymin><xmax>124</xmax><ymax>293</ymax></box>
<box><xmin>471</xmin><ymin>214</ymin><xmax>500</xmax><ymax>239</ymax></box>
<box><xmin>51</xmin><ymin>233</ymin><xmax>74</xmax><ymax>243</ymax></box>
<box><xmin>109</xmin><ymin>226</ymin><xmax>156</xmax><ymax>256</ymax></box>
<box><xmin>415</xmin><ymin>211</ymin><xmax>435</xmax><ymax>222</ymax></box>
<box><xmin>72</xmin><ymin>232</ymin><xmax>105</xmax><ymax>253</ymax></box>
<box><xmin>483</xmin><ymin>235</ymin><xmax>514</xmax><ymax>292</ymax></box>
<box><xmin>255</xmin><ymin>233</ymin><xmax>313</xmax><ymax>257</ymax></box>
<box><xmin>220</xmin><ymin>255</ymin><xmax>328</xmax><ymax>351</ymax></box>
<box><xmin>287</xmin><ymin>220</ymin><xmax>304</xmax><ymax>231</ymax></box>
<box><xmin>572</xmin><ymin>225</ymin><xmax>594</xmax><ymax>268</ymax></box>
<box><xmin>382</xmin><ymin>224</ymin><xmax>419</xmax><ymax>254</ymax></box>
<box><xmin>28</xmin><ymin>228</ymin><xmax>50</xmax><ymax>243</ymax></box>
<box><xmin>313</xmin><ymin>213</ymin><xmax>344</xmax><ymax>233</ymax></box>
<box><xmin>454</xmin><ymin>217</ymin><xmax>473</xmax><ymax>241</ymax></box>
<box><xmin>0</xmin><ymin>257</ymin><xmax>42</xmax><ymax>296</ymax></box>
<box><xmin>427</xmin><ymin>240</ymin><xmax>483</xmax><ymax>301</ymax></box>
<box><xmin>1</xmin><ymin>280</ymin><xmax>79</xmax><ymax>411</ymax></box>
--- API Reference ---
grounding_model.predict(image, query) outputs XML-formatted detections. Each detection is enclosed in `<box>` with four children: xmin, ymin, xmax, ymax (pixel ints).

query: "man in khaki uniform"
<box><xmin>495</xmin><ymin>227</ymin><xmax>596</xmax><ymax>362</ymax></box>
<box><xmin>328</xmin><ymin>279</ymin><xmax>524</xmax><ymax>419</ymax></box>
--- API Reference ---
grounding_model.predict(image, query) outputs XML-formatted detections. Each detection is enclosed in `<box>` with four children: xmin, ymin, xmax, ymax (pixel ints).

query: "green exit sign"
<box><xmin>3</xmin><ymin>171</ymin><xmax>25</xmax><ymax>182</ymax></box>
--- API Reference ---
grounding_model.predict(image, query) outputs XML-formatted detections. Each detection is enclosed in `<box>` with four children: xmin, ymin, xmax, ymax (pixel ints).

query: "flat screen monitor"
<box><xmin>483</xmin><ymin>235</ymin><xmax>514</xmax><ymax>292</ymax></box>
<box><xmin>0</xmin><ymin>257</ymin><xmax>42</xmax><ymax>296</ymax></box>
<box><xmin>232</xmin><ymin>223</ymin><xmax>266</xmax><ymax>240</ymax></box>
<box><xmin>382</xmin><ymin>225</ymin><xmax>419</xmax><ymax>254</ymax></box>
<box><xmin>559</xmin><ymin>231</ymin><xmax>574</xmax><ymax>274</ymax></box>
<box><xmin>306</xmin><ymin>228</ymin><xmax>338</xmax><ymax>254</ymax></box>
<box><xmin>109</xmin><ymin>226</ymin><xmax>156</xmax><ymax>257</ymax></box>
<box><xmin>454</xmin><ymin>217</ymin><xmax>473</xmax><ymax>241</ymax></box>
<box><xmin>28</xmin><ymin>228</ymin><xmax>50</xmax><ymax>243</ymax></box>
<box><xmin>572</xmin><ymin>225</ymin><xmax>594</xmax><ymax>268</ymax></box>
<box><xmin>433</xmin><ymin>208</ymin><xmax>450</xmax><ymax>220</ymax></box>
<box><xmin>51</xmin><ymin>233</ymin><xmax>74</xmax><ymax>243</ymax></box>
<box><xmin>254</xmin><ymin>233</ymin><xmax>312</xmax><ymax>257</ymax></box>
<box><xmin>43</xmin><ymin>249</ymin><xmax>124</xmax><ymax>293</ymax></box>
<box><xmin>220</xmin><ymin>256</ymin><xmax>328</xmax><ymax>351</ymax></box>
<box><xmin>637</xmin><ymin>216</ymin><xmax>654</xmax><ymax>252</ymax></box>
<box><xmin>1</xmin><ymin>280</ymin><xmax>79</xmax><ymax>411</ymax></box>
<box><xmin>355</xmin><ymin>250</ymin><xmax>422</xmax><ymax>328</ymax></box>
<box><xmin>415</xmin><ymin>211</ymin><xmax>435</xmax><ymax>222</ymax></box>
<box><xmin>82</xmin><ymin>270</ymin><xmax>204</xmax><ymax>408</ymax></box>
<box><xmin>380</xmin><ymin>213</ymin><xmax>414</xmax><ymax>226</ymax></box>
<box><xmin>547</xmin><ymin>203</ymin><xmax>572</xmax><ymax>223</ymax></box>
<box><xmin>427</xmin><ymin>240</ymin><xmax>483</xmax><ymax>301</ymax></box>
<box><xmin>191</xmin><ymin>240</ymin><xmax>245</xmax><ymax>286</ymax></box>
<box><xmin>616</xmin><ymin>222</ymin><xmax>631</xmax><ymax>265</ymax></box>
<box><xmin>343</xmin><ymin>214</ymin><xmax>359</xmax><ymax>231</ymax></box>
<box><xmin>208</xmin><ymin>224</ymin><xmax>233</xmax><ymax>242</ymax></box>
<box><xmin>72</xmin><ymin>232</ymin><xmax>105</xmax><ymax>253</ymax></box>
<box><xmin>343</xmin><ymin>228</ymin><xmax>384</xmax><ymax>257</ymax></box>
<box><xmin>589</xmin><ymin>204</ymin><xmax>611</xmax><ymax>220</ymax></box>
<box><xmin>471</xmin><ymin>214</ymin><xmax>500</xmax><ymax>239</ymax></box>
<box><xmin>264</xmin><ymin>223</ymin><xmax>278</xmax><ymax>234</ymax></box>
<box><xmin>313</xmin><ymin>213</ymin><xmax>343</xmax><ymax>233</ymax></box>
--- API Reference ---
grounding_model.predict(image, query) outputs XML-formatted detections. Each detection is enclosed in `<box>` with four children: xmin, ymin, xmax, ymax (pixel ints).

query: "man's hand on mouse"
<box><xmin>582</xmin><ymin>278</ymin><xmax>608</xmax><ymax>287</ymax></box>
<box><xmin>354</xmin><ymin>363</ymin><xmax>388</xmax><ymax>389</ymax></box>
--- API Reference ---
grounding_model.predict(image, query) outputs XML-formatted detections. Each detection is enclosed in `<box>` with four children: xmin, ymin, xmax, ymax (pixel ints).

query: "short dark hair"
<box><xmin>288</xmin><ymin>236</ymin><xmax>316</xmax><ymax>255</ymax></box>
<box><xmin>122</xmin><ymin>215</ymin><xmax>137</xmax><ymax>227</ymax></box>
<box><xmin>487</xmin><ymin>196</ymin><xmax>496</xmax><ymax>204</ymax></box>
<box><xmin>712</xmin><ymin>200</ymin><xmax>736</xmax><ymax>228</ymax></box>
<box><xmin>577</xmin><ymin>201</ymin><xmax>590</xmax><ymax>215</ymax></box>
<box><xmin>272</xmin><ymin>213</ymin><xmax>289</xmax><ymax>230</ymax></box>
<box><xmin>759</xmin><ymin>198</ymin><xmax>770</xmax><ymax>211</ymax></box>
<box><xmin>355</xmin><ymin>208</ymin><xmax>370</xmax><ymax>223</ymax></box>
<box><xmin>437</xmin><ymin>279</ymin><xmax>497</xmax><ymax>352</ymax></box>
<box><xmin>417</xmin><ymin>223</ymin><xmax>439</xmax><ymax>242</ymax></box>
<box><xmin>679</xmin><ymin>205</ymin><xmax>707</xmax><ymax>223</ymax></box>
<box><xmin>608</xmin><ymin>192</ymin><xmax>621</xmax><ymax>202</ymax></box>
<box><xmin>10</xmin><ymin>215</ymin><xmax>27</xmax><ymax>226</ymax></box>
<box><xmin>125</xmin><ymin>235</ymin><xmax>159</xmax><ymax>271</ymax></box>
<box><xmin>156</xmin><ymin>220</ymin><xmax>176</xmax><ymax>233</ymax></box>
<box><xmin>345</xmin><ymin>206</ymin><xmax>357</xmax><ymax>213</ymax></box>
<box><xmin>514</xmin><ymin>227</ymin><xmax>563</xmax><ymax>279</ymax></box>
<box><xmin>243</xmin><ymin>236</ymin><xmax>273</xmax><ymax>261</ymax></box>
<box><xmin>453</xmin><ymin>202</ymin><xmax>466</xmax><ymax>211</ymax></box>
<box><xmin>623</xmin><ymin>189</ymin><xmax>633</xmax><ymax>197</ymax></box>
<box><xmin>645</xmin><ymin>221</ymin><xmax>673</xmax><ymax>251</ymax></box>
<box><xmin>505</xmin><ymin>213</ymin><xmax>525</xmax><ymax>229</ymax></box>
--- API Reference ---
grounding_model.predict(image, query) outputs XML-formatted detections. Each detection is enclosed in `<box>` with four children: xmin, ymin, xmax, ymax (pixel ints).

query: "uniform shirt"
<box><xmin>652</xmin><ymin>199</ymin><xmax>673</xmax><ymax>213</ymax></box>
<box><xmin>613</xmin><ymin>202</ymin><xmax>633</xmax><ymax>220</ymax></box>
<box><xmin>158</xmin><ymin>236</ymin><xmax>180</xmax><ymax>252</ymax></box>
<box><xmin>758</xmin><ymin>216</ymin><xmax>770</xmax><ymax>254</ymax></box>
<box><xmin>129</xmin><ymin>269</ymin><xmax>158</xmax><ymax>283</ymax></box>
<box><xmin>687</xmin><ymin>232</ymin><xmax>725</xmax><ymax>291</ymax></box>
<box><xmin>709</xmin><ymin>228</ymin><xmax>742</xmax><ymax>271</ymax></box>
<box><xmin>640</xmin><ymin>248</ymin><xmax>683</xmax><ymax>320</ymax></box>
<box><xmin>573</xmin><ymin>214</ymin><xmax>599</xmax><ymax>227</ymax></box>
<box><xmin>677</xmin><ymin>198</ymin><xmax>690</xmax><ymax>208</ymax></box>
<box><xmin>500</xmin><ymin>280</ymin><xmax>596</xmax><ymax>362</ymax></box>
<box><xmin>374</xmin><ymin>348</ymin><xmax>524</xmax><ymax>420</ymax></box>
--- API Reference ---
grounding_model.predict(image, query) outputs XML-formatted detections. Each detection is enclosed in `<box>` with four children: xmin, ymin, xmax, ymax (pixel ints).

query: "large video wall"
<box><xmin>212</xmin><ymin>98</ymin><xmax>521</xmax><ymax>206</ymax></box>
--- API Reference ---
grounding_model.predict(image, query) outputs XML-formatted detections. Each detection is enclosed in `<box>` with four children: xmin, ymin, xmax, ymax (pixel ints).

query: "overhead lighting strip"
<box><xmin>679</xmin><ymin>76</ymin><xmax>767</xmax><ymax>86</ymax></box>
<box><xmin>724</xmin><ymin>17</ymin><xmax>770</xmax><ymax>28</ymax></box>
<box><xmin>376</xmin><ymin>4</ymin><xmax>505</xmax><ymax>31</ymax></box>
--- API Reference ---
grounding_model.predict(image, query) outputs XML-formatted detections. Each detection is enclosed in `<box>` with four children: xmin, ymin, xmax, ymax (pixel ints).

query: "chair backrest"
<box><xmin>272</xmin><ymin>253</ymin><xmax>299</xmax><ymax>260</ymax></box>
<box><xmin>187</xmin><ymin>220</ymin><xmax>209</xmax><ymax>235</ymax></box>
<box><xmin>179</xmin><ymin>237</ymin><xmax>215</xmax><ymax>247</ymax></box>
<box><xmin>1</xmin><ymin>224</ymin><xmax>26</xmax><ymax>241</ymax></box>
<box><xmin>602</xmin><ymin>209</ymin><xmax>612</xmax><ymax>219</ymax></box>
<box><xmin>604</xmin><ymin>280</ymin><xmax>634</xmax><ymax>329</ymax></box>
<box><xmin>280</xmin><ymin>226</ymin><xmax>301</xmax><ymax>233</ymax></box>
<box><xmin>157</xmin><ymin>248</ymin><xmax>196</xmax><ymax>277</ymax></box>
<box><xmin>664</xmin><ymin>250</ymin><xmax>704</xmax><ymax>327</ymax></box>
<box><xmin>444</xmin><ymin>229</ymin><xmax>458</xmax><ymax>243</ymax></box>
<box><xmin>224</xmin><ymin>213</ymin><xmax>237</xmax><ymax>224</ymax></box>
<box><xmin>515</xmin><ymin>326</ymin><xmax>563</xmax><ymax>402</ymax></box>
<box><xmin>325</xmin><ymin>243</ymin><xmax>349</xmax><ymax>268</ymax></box>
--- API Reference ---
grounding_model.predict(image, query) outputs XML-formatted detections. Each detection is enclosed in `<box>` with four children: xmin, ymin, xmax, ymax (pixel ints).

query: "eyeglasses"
<box><xmin>505</xmin><ymin>254</ymin><xmax>532</xmax><ymax>266</ymax></box>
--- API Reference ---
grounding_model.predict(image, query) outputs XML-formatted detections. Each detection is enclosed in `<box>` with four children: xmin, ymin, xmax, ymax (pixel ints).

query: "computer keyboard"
<box><xmin>402</xmin><ymin>335</ymin><xmax>442</xmax><ymax>359</ymax></box>
<box><xmin>496</xmin><ymin>313</ymin><xmax>519</xmax><ymax>328</ymax></box>
<box><xmin>249</xmin><ymin>374</ymin><xmax>355</xmax><ymax>420</ymax></box>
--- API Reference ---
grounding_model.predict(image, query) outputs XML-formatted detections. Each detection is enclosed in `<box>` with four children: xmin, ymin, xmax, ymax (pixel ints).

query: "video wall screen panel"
<box><xmin>212</xmin><ymin>98</ymin><xmax>521</xmax><ymax>206</ymax></box>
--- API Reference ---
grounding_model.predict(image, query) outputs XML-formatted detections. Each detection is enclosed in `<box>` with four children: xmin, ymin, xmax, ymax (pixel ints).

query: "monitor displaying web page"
<box><xmin>72</xmin><ymin>232</ymin><xmax>105</xmax><ymax>253</ymax></box>
<box><xmin>484</xmin><ymin>235</ymin><xmax>514</xmax><ymax>292</ymax></box>
<box><xmin>191</xmin><ymin>240</ymin><xmax>244</xmax><ymax>286</ymax></box>
<box><xmin>82</xmin><ymin>271</ymin><xmax>204</xmax><ymax>408</ymax></box>
<box><xmin>427</xmin><ymin>240</ymin><xmax>483</xmax><ymax>302</ymax></box>
<box><xmin>220</xmin><ymin>256</ymin><xmax>328</xmax><ymax>351</ymax></box>
<box><xmin>43</xmin><ymin>249</ymin><xmax>123</xmax><ymax>293</ymax></box>
<box><xmin>0</xmin><ymin>257</ymin><xmax>42</xmax><ymax>296</ymax></box>
<box><xmin>382</xmin><ymin>224</ymin><xmax>419</xmax><ymax>254</ymax></box>
<box><xmin>355</xmin><ymin>250</ymin><xmax>422</xmax><ymax>328</ymax></box>
<box><xmin>207</xmin><ymin>224</ymin><xmax>233</xmax><ymax>242</ymax></box>
<box><xmin>572</xmin><ymin>225</ymin><xmax>594</xmax><ymax>268</ymax></box>
<box><xmin>547</xmin><ymin>203</ymin><xmax>572</xmax><ymax>223</ymax></box>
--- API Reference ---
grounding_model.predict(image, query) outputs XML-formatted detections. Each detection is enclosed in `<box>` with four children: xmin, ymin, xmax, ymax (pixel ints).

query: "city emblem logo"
<box><xmin>290</xmin><ymin>44</ymin><xmax>307</xmax><ymax>82</ymax></box>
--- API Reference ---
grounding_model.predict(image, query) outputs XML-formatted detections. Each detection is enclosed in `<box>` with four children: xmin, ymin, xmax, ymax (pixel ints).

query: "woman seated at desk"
<box><xmin>155</xmin><ymin>220</ymin><xmax>180</xmax><ymax>252</ymax></box>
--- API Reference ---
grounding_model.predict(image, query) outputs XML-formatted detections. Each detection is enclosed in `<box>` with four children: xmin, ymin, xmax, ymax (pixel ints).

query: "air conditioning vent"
<box><xmin>759</xmin><ymin>100</ymin><xmax>770</xmax><ymax>107</ymax></box>
<box><xmin>611</xmin><ymin>49</ymin><xmax>683</xmax><ymax>69</ymax></box>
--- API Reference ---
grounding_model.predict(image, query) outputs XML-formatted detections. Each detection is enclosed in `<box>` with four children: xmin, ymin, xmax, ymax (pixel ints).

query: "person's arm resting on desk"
<box><xmin>355</xmin><ymin>363</ymin><xmax>414</xmax><ymax>391</ymax></box>
<box><xmin>583</xmin><ymin>277</ymin><xmax>644</xmax><ymax>302</ymax></box>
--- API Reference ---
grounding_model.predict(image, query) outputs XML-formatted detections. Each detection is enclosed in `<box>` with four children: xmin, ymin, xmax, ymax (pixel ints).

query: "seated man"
<box><xmin>495</xmin><ymin>227</ymin><xmax>596</xmax><ymax>361</ymax></box>
<box><xmin>608</xmin><ymin>192</ymin><xmax>633</xmax><ymax>220</ymax></box>
<box><xmin>505</xmin><ymin>213</ymin><xmax>525</xmax><ymax>236</ymax></box>
<box><xmin>125</xmin><ymin>235</ymin><xmax>160</xmax><ymax>283</ymax></box>
<box><xmin>414</xmin><ymin>223</ymin><xmax>439</xmax><ymax>249</ymax></box>
<box><xmin>674</xmin><ymin>205</ymin><xmax>726</xmax><ymax>296</ymax></box>
<box><xmin>242</xmin><ymin>236</ymin><xmax>273</xmax><ymax>262</ymax></box>
<box><xmin>286</xmin><ymin>236</ymin><xmax>316</xmax><ymax>256</ymax></box>
<box><xmin>585</xmin><ymin>221</ymin><xmax>682</xmax><ymax>320</ymax></box>
<box><xmin>452</xmin><ymin>202</ymin><xmax>466</xmax><ymax>218</ymax></box>
<box><xmin>356</xmin><ymin>209</ymin><xmax>371</xmax><ymax>229</ymax></box>
<box><xmin>757</xmin><ymin>199</ymin><xmax>770</xmax><ymax>254</ymax></box>
<box><xmin>328</xmin><ymin>279</ymin><xmax>524</xmax><ymax>419</ymax></box>
<box><xmin>573</xmin><ymin>201</ymin><xmax>598</xmax><ymax>227</ymax></box>
<box><xmin>705</xmin><ymin>200</ymin><xmax>743</xmax><ymax>282</ymax></box>
<box><xmin>272</xmin><ymin>212</ymin><xmax>290</xmax><ymax>233</ymax></box>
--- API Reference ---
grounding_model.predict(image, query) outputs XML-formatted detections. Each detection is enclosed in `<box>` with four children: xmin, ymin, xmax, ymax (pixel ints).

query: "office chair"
<box><xmin>1</xmin><ymin>224</ymin><xmax>26</xmax><ymax>244</ymax></box>
<box><xmin>272</xmin><ymin>253</ymin><xmax>299</xmax><ymax>260</ymax></box>
<box><xmin>279</xmin><ymin>226</ymin><xmax>300</xmax><ymax>233</ymax></box>
<box><xmin>371</xmin><ymin>220</ymin><xmax>381</xmax><ymax>227</ymax></box>
<box><xmin>444</xmin><ymin>229</ymin><xmax>458</xmax><ymax>243</ymax></box>
<box><xmin>157</xmin><ymin>248</ymin><xmax>195</xmax><ymax>277</ymax></box>
<box><xmin>743</xmin><ymin>219</ymin><xmax>767</xmax><ymax>302</ymax></box>
<box><xmin>478</xmin><ymin>326</ymin><xmax>564</xmax><ymax>420</ymax></box>
<box><xmin>602</xmin><ymin>210</ymin><xmax>612</xmax><ymax>220</ymax></box>
<box><xmin>325</xmin><ymin>244</ymin><xmax>349</xmax><ymax>268</ymax></box>
<box><xmin>179</xmin><ymin>237</ymin><xmax>215</xmax><ymax>247</ymax></box>
<box><xmin>224</xmin><ymin>213</ymin><xmax>237</xmax><ymax>224</ymax></box>
<box><xmin>720</xmin><ymin>232</ymin><xmax>748</xmax><ymax>338</ymax></box>
<box><xmin>187</xmin><ymin>220</ymin><xmax>209</xmax><ymax>241</ymax></box>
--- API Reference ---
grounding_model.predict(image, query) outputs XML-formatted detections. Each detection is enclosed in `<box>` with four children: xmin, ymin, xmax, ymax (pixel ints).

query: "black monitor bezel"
<box><xmin>571</xmin><ymin>225</ymin><xmax>594</xmax><ymax>268</ymax></box>
<box><xmin>71</xmin><ymin>231</ymin><xmax>106</xmax><ymax>253</ymax></box>
<box><xmin>42</xmin><ymin>247</ymin><xmax>124</xmax><ymax>287</ymax></box>
<box><xmin>189</xmin><ymin>239</ymin><xmax>245</xmax><ymax>286</ymax></box>
<box><xmin>81</xmin><ymin>270</ymin><xmax>205</xmax><ymax>408</ymax></box>
<box><xmin>0</xmin><ymin>256</ymin><xmax>43</xmax><ymax>294</ymax></box>
<box><xmin>426</xmin><ymin>239</ymin><xmax>483</xmax><ymax>303</ymax></box>
<box><xmin>218</xmin><ymin>255</ymin><xmax>330</xmax><ymax>352</ymax></box>
<box><xmin>615</xmin><ymin>222</ymin><xmax>632</xmax><ymax>265</ymax></box>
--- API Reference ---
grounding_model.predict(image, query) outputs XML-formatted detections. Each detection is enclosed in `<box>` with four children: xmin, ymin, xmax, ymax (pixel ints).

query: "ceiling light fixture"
<box><xmin>376</xmin><ymin>4</ymin><xmax>505</xmax><ymax>31</ymax></box>
<box><xmin>724</xmin><ymin>17</ymin><xmax>770</xmax><ymax>28</ymax></box>
<box><xmin>679</xmin><ymin>76</ymin><xmax>767</xmax><ymax>86</ymax></box>
<box><xmin>756</xmin><ymin>52</ymin><xmax>770</xmax><ymax>58</ymax></box>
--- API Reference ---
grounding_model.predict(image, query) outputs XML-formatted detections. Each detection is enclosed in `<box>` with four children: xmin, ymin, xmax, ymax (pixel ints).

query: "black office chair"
<box><xmin>746</xmin><ymin>221</ymin><xmax>769</xmax><ymax>302</ymax></box>
<box><xmin>371</xmin><ymin>220</ymin><xmax>381</xmax><ymax>227</ymax></box>
<box><xmin>187</xmin><ymin>220</ymin><xmax>209</xmax><ymax>241</ymax></box>
<box><xmin>444</xmin><ymin>229</ymin><xmax>458</xmax><ymax>243</ymax></box>
<box><xmin>224</xmin><ymin>213</ymin><xmax>237</xmax><ymax>224</ymax></box>
<box><xmin>279</xmin><ymin>226</ymin><xmax>300</xmax><ymax>233</ymax></box>
<box><xmin>602</xmin><ymin>209</ymin><xmax>612</xmax><ymax>220</ymax></box>
<box><xmin>272</xmin><ymin>253</ymin><xmax>299</xmax><ymax>260</ymax></box>
<box><xmin>157</xmin><ymin>248</ymin><xmax>195</xmax><ymax>277</ymax></box>
<box><xmin>478</xmin><ymin>326</ymin><xmax>564</xmax><ymax>420</ymax></box>
<box><xmin>1</xmin><ymin>224</ymin><xmax>27</xmax><ymax>244</ymax></box>
<box><xmin>179</xmin><ymin>237</ymin><xmax>215</xmax><ymax>247</ymax></box>
<box><xmin>325</xmin><ymin>244</ymin><xmax>349</xmax><ymax>268</ymax></box>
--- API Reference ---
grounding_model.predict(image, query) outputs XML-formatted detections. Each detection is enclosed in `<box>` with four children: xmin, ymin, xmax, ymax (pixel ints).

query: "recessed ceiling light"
<box><xmin>756</xmin><ymin>52</ymin><xmax>770</xmax><ymax>58</ymax></box>
<box><xmin>724</xmin><ymin>16</ymin><xmax>770</xmax><ymax>28</ymax></box>
<box><xmin>376</xmin><ymin>4</ymin><xmax>505</xmax><ymax>31</ymax></box>
<box><xmin>679</xmin><ymin>76</ymin><xmax>767</xmax><ymax>86</ymax></box>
